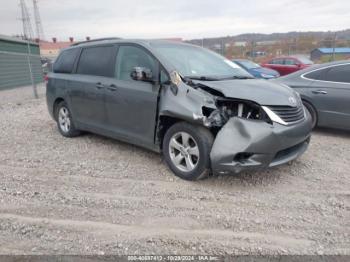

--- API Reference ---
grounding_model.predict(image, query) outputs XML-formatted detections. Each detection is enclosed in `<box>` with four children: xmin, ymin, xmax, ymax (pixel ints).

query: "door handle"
<box><xmin>96</xmin><ymin>82</ymin><xmax>105</xmax><ymax>89</ymax></box>
<box><xmin>312</xmin><ymin>90</ymin><xmax>327</xmax><ymax>95</ymax></box>
<box><xmin>107</xmin><ymin>84</ymin><xmax>118</xmax><ymax>92</ymax></box>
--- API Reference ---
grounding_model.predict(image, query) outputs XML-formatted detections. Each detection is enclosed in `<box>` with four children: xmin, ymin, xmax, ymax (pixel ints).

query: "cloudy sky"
<box><xmin>0</xmin><ymin>0</ymin><xmax>349</xmax><ymax>41</ymax></box>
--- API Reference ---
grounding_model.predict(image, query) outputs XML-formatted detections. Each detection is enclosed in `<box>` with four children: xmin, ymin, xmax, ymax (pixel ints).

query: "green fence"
<box><xmin>0</xmin><ymin>37</ymin><xmax>43</xmax><ymax>90</ymax></box>
<box><xmin>0</xmin><ymin>39</ymin><xmax>40</xmax><ymax>54</ymax></box>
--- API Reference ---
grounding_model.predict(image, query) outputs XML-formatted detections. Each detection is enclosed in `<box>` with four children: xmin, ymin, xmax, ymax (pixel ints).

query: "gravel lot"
<box><xmin>0</xmin><ymin>86</ymin><xmax>349</xmax><ymax>255</ymax></box>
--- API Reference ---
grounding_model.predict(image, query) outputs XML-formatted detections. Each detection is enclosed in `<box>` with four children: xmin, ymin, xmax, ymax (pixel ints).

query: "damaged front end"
<box><xmin>202</xmin><ymin>98</ymin><xmax>271</xmax><ymax>129</ymax></box>
<box><xmin>210</xmin><ymin>117</ymin><xmax>311</xmax><ymax>174</ymax></box>
<box><xmin>157</xmin><ymin>71</ymin><xmax>312</xmax><ymax>175</ymax></box>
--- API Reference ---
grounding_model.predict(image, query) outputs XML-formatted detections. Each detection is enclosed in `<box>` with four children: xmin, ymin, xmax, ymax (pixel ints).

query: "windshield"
<box><xmin>237</xmin><ymin>60</ymin><xmax>261</xmax><ymax>69</ymax></box>
<box><xmin>153</xmin><ymin>44</ymin><xmax>253</xmax><ymax>80</ymax></box>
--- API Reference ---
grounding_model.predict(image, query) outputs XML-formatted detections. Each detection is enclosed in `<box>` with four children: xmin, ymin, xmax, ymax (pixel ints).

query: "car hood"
<box><xmin>194</xmin><ymin>79</ymin><xmax>298</xmax><ymax>106</ymax></box>
<box><xmin>251</xmin><ymin>67</ymin><xmax>279</xmax><ymax>76</ymax></box>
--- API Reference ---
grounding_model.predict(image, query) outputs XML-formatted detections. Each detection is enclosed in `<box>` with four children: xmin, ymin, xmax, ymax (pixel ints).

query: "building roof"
<box><xmin>39</xmin><ymin>41</ymin><xmax>73</xmax><ymax>50</ymax></box>
<box><xmin>315</xmin><ymin>47</ymin><xmax>350</xmax><ymax>54</ymax></box>
<box><xmin>0</xmin><ymin>34</ymin><xmax>38</xmax><ymax>45</ymax></box>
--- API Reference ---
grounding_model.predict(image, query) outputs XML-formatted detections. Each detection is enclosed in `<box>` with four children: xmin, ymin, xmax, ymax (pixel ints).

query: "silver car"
<box><xmin>274</xmin><ymin>61</ymin><xmax>350</xmax><ymax>130</ymax></box>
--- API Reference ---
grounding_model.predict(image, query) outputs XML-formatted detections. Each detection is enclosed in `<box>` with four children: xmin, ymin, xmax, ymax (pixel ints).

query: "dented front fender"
<box><xmin>158</xmin><ymin>81</ymin><xmax>216</xmax><ymax>124</ymax></box>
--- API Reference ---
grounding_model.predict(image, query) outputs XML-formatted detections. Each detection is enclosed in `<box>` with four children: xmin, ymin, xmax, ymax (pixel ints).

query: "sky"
<box><xmin>0</xmin><ymin>0</ymin><xmax>349</xmax><ymax>41</ymax></box>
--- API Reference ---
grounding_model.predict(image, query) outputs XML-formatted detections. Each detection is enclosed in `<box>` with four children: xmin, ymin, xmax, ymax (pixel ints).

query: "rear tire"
<box><xmin>162</xmin><ymin>122</ymin><xmax>214</xmax><ymax>181</ymax></box>
<box><xmin>303</xmin><ymin>101</ymin><xmax>317</xmax><ymax>129</ymax></box>
<box><xmin>55</xmin><ymin>101</ymin><xmax>81</xmax><ymax>137</ymax></box>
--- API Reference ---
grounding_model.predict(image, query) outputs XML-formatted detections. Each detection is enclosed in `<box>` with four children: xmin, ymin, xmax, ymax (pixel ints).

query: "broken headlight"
<box><xmin>203</xmin><ymin>99</ymin><xmax>271</xmax><ymax>127</ymax></box>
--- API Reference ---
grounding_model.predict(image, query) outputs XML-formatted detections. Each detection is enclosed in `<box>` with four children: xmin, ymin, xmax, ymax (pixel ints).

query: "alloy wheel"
<box><xmin>58</xmin><ymin>107</ymin><xmax>71</xmax><ymax>133</ymax></box>
<box><xmin>169</xmin><ymin>132</ymin><xmax>200</xmax><ymax>172</ymax></box>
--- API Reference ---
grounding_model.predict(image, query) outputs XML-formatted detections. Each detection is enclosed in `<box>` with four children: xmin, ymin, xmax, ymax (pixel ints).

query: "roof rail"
<box><xmin>71</xmin><ymin>37</ymin><xmax>122</xmax><ymax>46</ymax></box>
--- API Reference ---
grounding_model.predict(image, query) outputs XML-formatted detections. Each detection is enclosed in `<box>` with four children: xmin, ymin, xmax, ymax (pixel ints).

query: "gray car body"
<box><xmin>273</xmin><ymin>60</ymin><xmax>350</xmax><ymax>130</ymax></box>
<box><xmin>47</xmin><ymin>39</ymin><xmax>312</xmax><ymax>175</ymax></box>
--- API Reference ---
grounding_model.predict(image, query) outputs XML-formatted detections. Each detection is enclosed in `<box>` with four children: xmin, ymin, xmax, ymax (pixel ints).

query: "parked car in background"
<box><xmin>232</xmin><ymin>59</ymin><xmax>280</xmax><ymax>79</ymax></box>
<box><xmin>47</xmin><ymin>39</ymin><xmax>312</xmax><ymax>181</ymax></box>
<box><xmin>261</xmin><ymin>56</ymin><xmax>313</xmax><ymax>76</ymax></box>
<box><xmin>245</xmin><ymin>51</ymin><xmax>266</xmax><ymax>58</ymax></box>
<box><xmin>273</xmin><ymin>61</ymin><xmax>350</xmax><ymax>130</ymax></box>
<box><xmin>41</xmin><ymin>57</ymin><xmax>53</xmax><ymax>81</ymax></box>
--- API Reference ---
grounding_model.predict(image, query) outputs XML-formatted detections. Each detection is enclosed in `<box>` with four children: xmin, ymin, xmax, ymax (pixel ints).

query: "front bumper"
<box><xmin>210</xmin><ymin>111</ymin><xmax>312</xmax><ymax>175</ymax></box>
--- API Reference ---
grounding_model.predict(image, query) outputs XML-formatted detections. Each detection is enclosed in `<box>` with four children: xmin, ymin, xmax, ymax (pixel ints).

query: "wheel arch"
<box><xmin>53</xmin><ymin>97</ymin><xmax>65</xmax><ymax>121</ymax></box>
<box><xmin>157</xmin><ymin>115</ymin><xmax>184</xmax><ymax>148</ymax></box>
<box><xmin>301</xmin><ymin>98</ymin><xmax>318</xmax><ymax>128</ymax></box>
<box><xmin>301</xmin><ymin>98</ymin><xmax>317</xmax><ymax>114</ymax></box>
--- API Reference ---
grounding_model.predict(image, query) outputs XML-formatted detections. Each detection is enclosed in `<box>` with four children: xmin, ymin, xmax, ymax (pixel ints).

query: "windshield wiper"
<box><xmin>184</xmin><ymin>76</ymin><xmax>220</xmax><ymax>81</ymax></box>
<box><xmin>229</xmin><ymin>75</ymin><xmax>255</xmax><ymax>80</ymax></box>
<box><xmin>216</xmin><ymin>76</ymin><xmax>253</xmax><ymax>80</ymax></box>
<box><xmin>183</xmin><ymin>75</ymin><xmax>254</xmax><ymax>82</ymax></box>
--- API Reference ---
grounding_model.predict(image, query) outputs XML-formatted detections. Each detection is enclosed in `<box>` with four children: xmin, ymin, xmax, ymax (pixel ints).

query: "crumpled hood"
<box><xmin>194</xmin><ymin>79</ymin><xmax>298</xmax><ymax>106</ymax></box>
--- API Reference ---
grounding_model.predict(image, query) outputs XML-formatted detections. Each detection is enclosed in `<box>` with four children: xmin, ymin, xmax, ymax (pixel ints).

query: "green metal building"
<box><xmin>0</xmin><ymin>35</ymin><xmax>43</xmax><ymax>90</ymax></box>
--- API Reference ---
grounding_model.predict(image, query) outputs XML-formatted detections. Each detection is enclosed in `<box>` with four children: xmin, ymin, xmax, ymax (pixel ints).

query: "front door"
<box><xmin>309</xmin><ymin>63</ymin><xmax>350</xmax><ymax>129</ymax></box>
<box><xmin>105</xmin><ymin>45</ymin><xmax>160</xmax><ymax>148</ymax></box>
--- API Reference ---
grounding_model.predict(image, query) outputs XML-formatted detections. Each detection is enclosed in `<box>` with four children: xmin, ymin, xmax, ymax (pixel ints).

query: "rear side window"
<box><xmin>76</xmin><ymin>46</ymin><xmax>115</xmax><ymax>77</ymax></box>
<box><xmin>304</xmin><ymin>64</ymin><xmax>350</xmax><ymax>83</ymax></box>
<box><xmin>303</xmin><ymin>69</ymin><xmax>325</xmax><ymax>80</ymax></box>
<box><xmin>325</xmin><ymin>64</ymin><xmax>350</xmax><ymax>83</ymax></box>
<box><xmin>53</xmin><ymin>48</ymin><xmax>80</xmax><ymax>73</ymax></box>
<box><xmin>284</xmin><ymin>59</ymin><xmax>297</xmax><ymax>65</ymax></box>
<box><xmin>270</xmin><ymin>59</ymin><xmax>283</xmax><ymax>65</ymax></box>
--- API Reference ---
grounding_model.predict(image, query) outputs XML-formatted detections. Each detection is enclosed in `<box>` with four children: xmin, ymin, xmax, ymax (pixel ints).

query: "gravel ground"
<box><xmin>0</xmin><ymin>86</ymin><xmax>349</xmax><ymax>255</ymax></box>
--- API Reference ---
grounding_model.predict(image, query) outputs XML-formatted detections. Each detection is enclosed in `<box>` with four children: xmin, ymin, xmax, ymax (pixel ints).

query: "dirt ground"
<box><xmin>0</xmin><ymin>86</ymin><xmax>349</xmax><ymax>255</ymax></box>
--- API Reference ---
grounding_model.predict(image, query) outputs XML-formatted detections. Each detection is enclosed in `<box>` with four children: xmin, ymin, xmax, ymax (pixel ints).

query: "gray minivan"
<box><xmin>47</xmin><ymin>39</ymin><xmax>312</xmax><ymax>180</ymax></box>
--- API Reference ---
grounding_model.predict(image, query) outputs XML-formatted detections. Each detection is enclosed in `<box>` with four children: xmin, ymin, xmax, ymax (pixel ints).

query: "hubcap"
<box><xmin>169</xmin><ymin>132</ymin><xmax>200</xmax><ymax>172</ymax></box>
<box><xmin>58</xmin><ymin>107</ymin><xmax>71</xmax><ymax>133</ymax></box>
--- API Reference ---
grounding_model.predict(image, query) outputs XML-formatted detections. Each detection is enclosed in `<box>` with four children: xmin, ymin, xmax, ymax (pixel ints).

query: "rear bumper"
<box><xmin>46</xmin><ymin>82</ymin><xmax>55</xmax><ymax>120</ymax></box>
<box><xmin>210</xmin><ymin>111</ymin><xmax>312</xmax><ymax>175</ymax></box>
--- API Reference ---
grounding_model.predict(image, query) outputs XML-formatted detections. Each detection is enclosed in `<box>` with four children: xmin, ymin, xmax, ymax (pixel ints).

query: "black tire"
<box><xmin>55</xmin><ymin>101</ymin><xmax>81</xmax><ymax>137</ymax></box>
<box><xmin>162</xmin><ymin>122</ymin><xmax>214</xmax><ymax>181</ymax></box>
<box><xmin>303</xmin><ymin>101</ymin><xmax>317</xmax><ymax>129</ymax></box>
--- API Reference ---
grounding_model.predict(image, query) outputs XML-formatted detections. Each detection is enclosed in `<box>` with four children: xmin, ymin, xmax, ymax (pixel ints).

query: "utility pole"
<box><xmin>250</xmin><ymin>40</ymin><xmax>256</xmax><ymax>61</ymax></box>
<box><xmin>221</xmin><ymin>39</ymin><xmax>225</xmax><ymax>56</ymax></box>
<box><xmin>288</xmin><ymin>40</ymin><xmax>291</xmax><ymax>56</ymax></box>
<box><xmin>331</xmin><ymin>33</ymin><xmax>337</xmax><ymax>62</ymax></box>
<box><xmin>20</xmin><ymin>0</ymin><xmax>34</xmax><ymax>40</ymax></box>
<box><xmin>32</xmin><ymin>0</ymin><xmax>45</xmax><ymax>40</ymax></box>
<box><xmin>19</xmin><ymin>0</ymin><xmax>38</xmax><ymax>98</ymax></box>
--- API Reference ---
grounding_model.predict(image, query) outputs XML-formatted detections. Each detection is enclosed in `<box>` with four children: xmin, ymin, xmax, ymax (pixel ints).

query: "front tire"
<box><xmin>303</xmin><ymin>101</ymin><xmax>317</xmax><ymax>129</ymax></box>
<box><xmin>162</xmin><ymin>122</ymin><xmax>214</xmax><ymax>181</ymax></box>
<box><xmin>55</xmin><ymin>101</ymin><xmax>81</xmax><ymax>137</ymax></box>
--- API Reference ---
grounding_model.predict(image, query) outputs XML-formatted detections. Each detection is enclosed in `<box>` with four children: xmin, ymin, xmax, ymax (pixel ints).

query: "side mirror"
<box><xmin>131</xmin><ymin>67</ymin><xmax>153</xmax><ymax>82</ymax></box>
